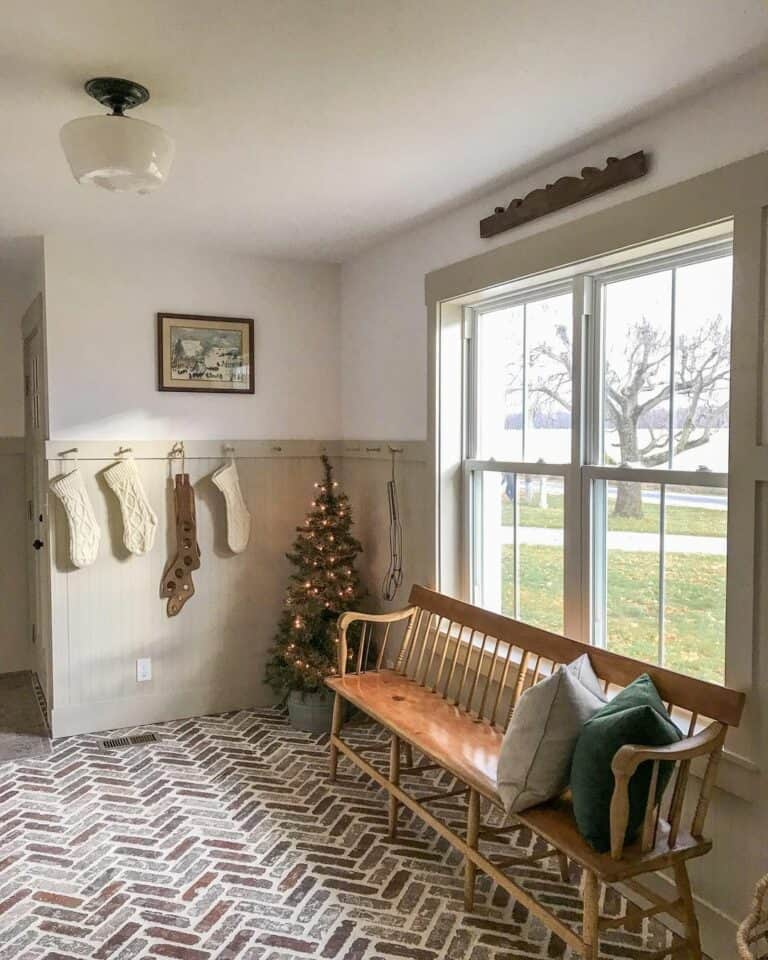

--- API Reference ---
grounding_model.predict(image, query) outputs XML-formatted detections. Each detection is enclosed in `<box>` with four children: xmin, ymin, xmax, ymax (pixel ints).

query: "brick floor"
<box><xmin>0</xmin><ymin>708</ymin><xmax>675</xmax><ymax>959</ymax></box>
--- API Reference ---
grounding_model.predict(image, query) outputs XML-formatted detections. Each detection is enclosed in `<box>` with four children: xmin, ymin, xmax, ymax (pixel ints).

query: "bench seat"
<box><xmin>518</xmin><ymin>795</ymin><xmax>710</xmax><ymax>883</ymax></box>
<box><xmin>326</xmin><ymin>670</ymin><xmax>502</xmax><ymax>800</ymax></box>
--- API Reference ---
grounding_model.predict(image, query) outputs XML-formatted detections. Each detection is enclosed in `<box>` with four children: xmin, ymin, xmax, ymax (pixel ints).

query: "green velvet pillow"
<box><xmin>570</xmin><ymin>674</ymin><xmax>682</xmax><ymax>853</ymax></box>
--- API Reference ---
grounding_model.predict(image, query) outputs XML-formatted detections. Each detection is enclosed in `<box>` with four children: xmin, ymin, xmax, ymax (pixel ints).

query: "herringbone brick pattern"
<box><xmin>0</xmin><ymin>708</ymin><xmax>674</xmax><ymax>959</ymax></box>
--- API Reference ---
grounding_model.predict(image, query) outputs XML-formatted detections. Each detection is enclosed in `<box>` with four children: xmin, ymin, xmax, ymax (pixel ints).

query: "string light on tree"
<box><xmin>265</xmin><ymin>455</ymin><xmax>364</xmax><ymax>696</ymax></box>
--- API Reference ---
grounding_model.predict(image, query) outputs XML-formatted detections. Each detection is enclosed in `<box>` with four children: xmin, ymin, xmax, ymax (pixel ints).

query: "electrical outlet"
<box><xmin>136</xmin><ymin>658</ymin><xmax>152</xmax><ymax>683</ymax></box>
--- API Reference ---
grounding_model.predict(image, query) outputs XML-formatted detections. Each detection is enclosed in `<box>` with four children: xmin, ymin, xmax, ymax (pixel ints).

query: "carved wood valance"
<box><xmin>480</xmin><ymin>151</ymin><xmax>649</xmax><ymax>238</ymax></box>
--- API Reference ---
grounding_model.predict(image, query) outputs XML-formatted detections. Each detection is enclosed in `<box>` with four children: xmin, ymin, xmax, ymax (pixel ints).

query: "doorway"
<box><xmin>0</xmin><ymin>293</ymin><xmax>50</xmax><ymax>762</ymax></box>
<box><xmin>22</xmin><ymin>295</ymin><xmax>52</xmax><ymax>727</ymax></box>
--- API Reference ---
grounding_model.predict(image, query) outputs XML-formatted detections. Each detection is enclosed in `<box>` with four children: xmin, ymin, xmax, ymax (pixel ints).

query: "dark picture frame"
<box><xmin>157</xmin><ymin>313</ymin><xmax>255</xmax><ymax>395</ymax></box>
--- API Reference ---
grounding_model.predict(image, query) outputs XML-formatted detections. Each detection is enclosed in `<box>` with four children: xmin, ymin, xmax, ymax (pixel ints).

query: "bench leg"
<box><xmin>329</xmin><ymin>693</ymin><xmax>344</xmax><ymax>782</ymax></box>
<box><xmin>464</xmin><ymin>788</ymin><xmax>480</xmax><ymax>911</ymax></box>
<box><xmin>673</xmin><ymin>861</ymin><xmax>702</xmax><ymax>960</ymax></box>
<box><xmin>402</xmin><ymin>742</ymin><xmax>414</xmax><ymax>767</ymax></box>
<box><xmin>388</xmin><ymin>734</ymin><xmax>401</xmax><ymax>839</ymax></box>
<box><xmin>557</xmin><ymin>852</ymin><xmax>570</xmax><ymax>882</ymax></box>
<box><xmin>581</xmin><ymin>869</ymin><xmax>600</xmax><ymax>960</ymax></box>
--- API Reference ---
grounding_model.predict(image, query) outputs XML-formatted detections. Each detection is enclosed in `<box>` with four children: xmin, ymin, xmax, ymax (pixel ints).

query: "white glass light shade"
<box><xmin>60</xmin><ymin>115</ymin><xmax>174</xmax><ymax>193</ymax></box>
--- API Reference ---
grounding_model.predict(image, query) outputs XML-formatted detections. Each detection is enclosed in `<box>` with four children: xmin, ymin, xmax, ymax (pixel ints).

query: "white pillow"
<box><xmin>567</xmin><ymin>650</ymin><xmax>607</xmax><ymax>700</ymax></box>
<box><xmin>496</xmin><ymin>653</ymin><xmax>606</xmax><ymax>814</ymax></box>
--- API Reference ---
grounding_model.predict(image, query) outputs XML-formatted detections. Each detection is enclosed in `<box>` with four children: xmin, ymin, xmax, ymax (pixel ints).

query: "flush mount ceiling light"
<box><xmin>60</xmin><ymin>77</ymin><xmax>174</xmax><ymax>194</ymax></box>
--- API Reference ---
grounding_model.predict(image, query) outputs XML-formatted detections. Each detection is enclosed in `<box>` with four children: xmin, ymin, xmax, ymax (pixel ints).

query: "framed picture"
<box><xmin>157</xmin><ymin>313</ymin><xmax>254</xmax><ymax>394</ymax></box>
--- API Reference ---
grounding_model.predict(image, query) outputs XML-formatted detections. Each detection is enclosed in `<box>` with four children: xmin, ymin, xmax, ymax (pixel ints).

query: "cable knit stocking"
<box><xmin>104</xmin><ymin>457</ymin><xmax>158</xmax><ymax>556</ymax></box>
<box><xmin>212</xmin><ymin>460</ymin><xmax>251</xmax><ymax>554</ymax></box>
<box><xmin>49</xmin><ymin>468</ymin><xmax>101</xmax><ymax>568</ymax></box>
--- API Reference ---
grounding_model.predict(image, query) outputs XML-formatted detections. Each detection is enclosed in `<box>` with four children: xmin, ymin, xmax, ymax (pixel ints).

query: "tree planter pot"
<box><xmin>287</xmin><ymin>689</ymin><xmax>337</xmax><ymax>735</ymax></box>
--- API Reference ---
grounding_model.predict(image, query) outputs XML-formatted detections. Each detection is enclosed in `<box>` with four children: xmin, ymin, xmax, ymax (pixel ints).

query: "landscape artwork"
<box><xmin>157</xmin><ymin>313</ymin><xmax>254</xmax><ymax>394</ymax></box>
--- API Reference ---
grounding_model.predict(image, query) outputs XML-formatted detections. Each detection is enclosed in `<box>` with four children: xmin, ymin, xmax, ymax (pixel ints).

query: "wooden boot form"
<box><xmin>161</xmin><ymin>473</ymin><xmax>201</xmax><ymax>616</ymax></box>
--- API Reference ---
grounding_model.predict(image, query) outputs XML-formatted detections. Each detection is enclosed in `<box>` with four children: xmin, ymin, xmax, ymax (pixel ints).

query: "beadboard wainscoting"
<box><xmin>341</xmin><ymin>452</ymin><xmax>433</xmax><ymax>610</ymax></box>
<box><xmin>0</xmin><ymin>438</ymin><xmax>29</xmax><ymax>674</ymax></box>
<box><xmin>44</xmin><ymin>440</ymin><xmax>429</xmax><ymax>738</ymax></box>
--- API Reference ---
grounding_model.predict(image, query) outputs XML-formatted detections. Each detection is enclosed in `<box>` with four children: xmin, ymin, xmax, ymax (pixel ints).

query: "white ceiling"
<box><xmin>1</xmin><ymin>0</ymin><xmax>767</xmax><ymax>262</ymax></box>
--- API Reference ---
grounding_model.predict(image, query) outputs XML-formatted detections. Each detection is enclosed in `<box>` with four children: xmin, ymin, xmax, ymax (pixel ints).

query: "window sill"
<box><xmin>698</xmin><ymin>748</ymin><xmax>760</xmax><ymax>803</ymax></box>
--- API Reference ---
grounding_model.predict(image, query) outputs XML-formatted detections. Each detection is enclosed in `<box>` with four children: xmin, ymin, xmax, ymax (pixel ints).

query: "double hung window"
<box><xmin>466</xmin><ymin>239</ymin><xmax>732</xmax><ymax>683</ymax></box>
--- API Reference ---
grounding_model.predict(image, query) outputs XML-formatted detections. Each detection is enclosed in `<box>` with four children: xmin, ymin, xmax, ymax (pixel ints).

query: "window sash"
<box><xmin>469</xmin><ymin>280</ymin><xmax>575</xmax><ymax>465</ymax></box>
<box><xmin>592</xmin><ymin>242</ymin><xmax>732</xmax><ymax>472</ymax></box>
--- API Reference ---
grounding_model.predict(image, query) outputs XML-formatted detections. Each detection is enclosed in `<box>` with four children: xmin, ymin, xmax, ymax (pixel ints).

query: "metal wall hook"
<box><xmin>115</xmin><ymin>446</ymin><xmax>133</xmax><ymax>459</ymax></box>
<box><xmin>169</xmin><ymin>440</ymin><xmax>185</xmax><ymax>474</ymax></box>
<box><xmin>58</xmin><ymin>447</ymin><xmax>79</xmax><ymax>469</ymax></box>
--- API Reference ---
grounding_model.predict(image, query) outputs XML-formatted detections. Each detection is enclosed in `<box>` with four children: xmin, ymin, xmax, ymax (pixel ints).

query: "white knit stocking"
<box><xmin>49</xmin><ymin>468</ymin><xmax>101</xmax><ymax>568</ymax></box>
<box><xmin>212</xmin><ymin>461</ymin><xmax>251</xmax><ymax>554</ymax></box>
<box><xmin>104</xmin><ymin>458</ymin><xmax>158</xmax><ymax>556</ymax></box>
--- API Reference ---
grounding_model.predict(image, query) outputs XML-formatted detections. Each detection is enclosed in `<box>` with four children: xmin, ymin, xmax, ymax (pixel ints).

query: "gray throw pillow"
<box><xmin>497</xmin><ymin>653</ymin><xmax>607</xmax><ymax>814</ymax></box>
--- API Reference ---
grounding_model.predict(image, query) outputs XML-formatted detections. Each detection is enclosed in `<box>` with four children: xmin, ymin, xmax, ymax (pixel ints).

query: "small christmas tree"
<box><xmin>266</xmin><ymin>455</ymin><xmax>364</xmax><ymax>694</ymax></box>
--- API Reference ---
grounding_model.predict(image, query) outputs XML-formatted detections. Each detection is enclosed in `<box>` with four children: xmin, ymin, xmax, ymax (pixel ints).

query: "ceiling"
<box><xmin>1</xmin><ymin>0</ymin><xmax>767</xmax><ymax>262</ymax></box>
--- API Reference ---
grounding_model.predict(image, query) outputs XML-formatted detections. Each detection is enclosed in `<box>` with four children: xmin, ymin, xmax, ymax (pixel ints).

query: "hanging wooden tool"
<box><xmin>381</xmin><ymin>446</ymin><xmax>404</xmax><ymax>602</ymax></box>
<box><xmin>161</xmin><ymin>472</ymin><xmax>201</xmax><ymax>616</ymax></box>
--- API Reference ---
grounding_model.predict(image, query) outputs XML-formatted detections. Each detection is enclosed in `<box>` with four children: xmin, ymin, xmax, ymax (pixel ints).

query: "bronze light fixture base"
<box><xmin>84</xmin><ymin>77</ymin><xmax>150</xmax><ymax>116</ymax></box>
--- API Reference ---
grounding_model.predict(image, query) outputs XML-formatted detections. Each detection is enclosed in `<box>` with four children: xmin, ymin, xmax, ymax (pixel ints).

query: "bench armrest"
<box><xmin>336</xmin><ymin>606</ymin><xmax>418</xmax><ymax>676</ymax></box>
<box><xmin>608</xmin><ymin>721</ymin><xmax>726</xmax><ymax>860</ymax></box>
<box><xmin>611</xmin><ymin>721</ymin><xmax>726</xmax><ymax>778</ymax></box>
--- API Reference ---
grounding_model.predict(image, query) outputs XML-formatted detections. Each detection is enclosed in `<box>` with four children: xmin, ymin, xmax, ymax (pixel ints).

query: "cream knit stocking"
<box><xmin>212</xmin><ymin>460</ymin><xmax>251</xmax><ymax>554</ymax></box>
<box><xmin>104</xmin><ymin>457</ymin><xmax>158</xmax><ymax>556</ymax></box>
<box><xmin>49</xmin><ymin>467</ymin><xmax>101</xmax><ymax>568</ymax></box>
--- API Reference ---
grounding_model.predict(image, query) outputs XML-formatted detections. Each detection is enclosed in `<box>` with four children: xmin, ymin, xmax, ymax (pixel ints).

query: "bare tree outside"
<box><xmin>521</xmin><ymin>284</ymin><xmax>730</xmax><ymax>517</ymax></box>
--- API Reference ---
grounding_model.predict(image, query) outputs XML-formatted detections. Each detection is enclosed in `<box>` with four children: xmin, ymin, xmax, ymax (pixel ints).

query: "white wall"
<box><xmin>44</xmin><ymin>236</ymin><xmax>340</xmax><ymax>441</ymax></box>
<box><xmin>0</xmin><ymin>237</ymin><xmax>43</xmax><ymax>436</ymax></box>
<box><xmin>340</xmin><ymin>63</ymin><xmax>768</xmax><ymax>440</ymax></box>
<box><xmin>338</xmin><ymin>63</ymin><xmax>768</xmax><ymax>957</ymax></box>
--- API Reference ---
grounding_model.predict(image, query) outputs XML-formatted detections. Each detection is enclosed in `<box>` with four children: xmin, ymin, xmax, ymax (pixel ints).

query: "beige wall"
<box><xmin>0</xmin><ymin>238</ymin><xmax>44</xmax><ymax>676</ymax></box>
<box><xmin>0</xmin><ymin>442</ymin><xmax>29</xmax><ymax>673</ymax></box>
<box><xmin>341</xmin><ymin>455</ymin><xmax>433</xmax><ymax>607</ymax></box>
<box><xmin>45</xmin><ymin>444</ymin><xmax>429</xmax><ymax>739</ymax></box>
<box><xmin>47</xmin><ymin>448</ymin><xmax>334</xmax><ymax>736</ymax></box>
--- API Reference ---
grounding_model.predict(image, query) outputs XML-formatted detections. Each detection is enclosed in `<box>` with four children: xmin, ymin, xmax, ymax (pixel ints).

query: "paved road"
<box><xmin>498</xmin><ymin>525</ymin><xmax>725</xmax><ymax>555</ymax></box>
<box><xmin>606</xmin><ymin>485</ymin><xmax>726</xmax><ymax>511</ymax></box>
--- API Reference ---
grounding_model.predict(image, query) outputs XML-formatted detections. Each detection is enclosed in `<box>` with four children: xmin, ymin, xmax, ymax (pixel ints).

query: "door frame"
<box><xmin>21</xmin><ymin>294</ymin><xmax>52</xmax><ymax>717</ymax></box>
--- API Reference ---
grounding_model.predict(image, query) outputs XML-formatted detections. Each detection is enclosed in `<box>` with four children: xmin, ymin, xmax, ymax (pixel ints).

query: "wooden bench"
<box><xmin>325</xmin><ymin>584</ymin><xmax>745</xmax><ymax>960</ymax></box>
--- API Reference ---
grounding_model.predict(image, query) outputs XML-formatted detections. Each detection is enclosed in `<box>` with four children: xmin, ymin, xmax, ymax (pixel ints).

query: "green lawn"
<box><xmin>502</xmin><ymin>492</ymin><xmax>726</xmax><ymax>537</ymax></box>
<box><xmin>501</xmin><ymin>544</ymin><xmax>725</xmax><ymax>684</ymax></box>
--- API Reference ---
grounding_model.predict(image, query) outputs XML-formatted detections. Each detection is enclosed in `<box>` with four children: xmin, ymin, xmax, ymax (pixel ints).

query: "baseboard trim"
<box><xmin>50</xmin><ymin>683</ymin><xmax>276</xmax><ymax>739</ymax></box>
